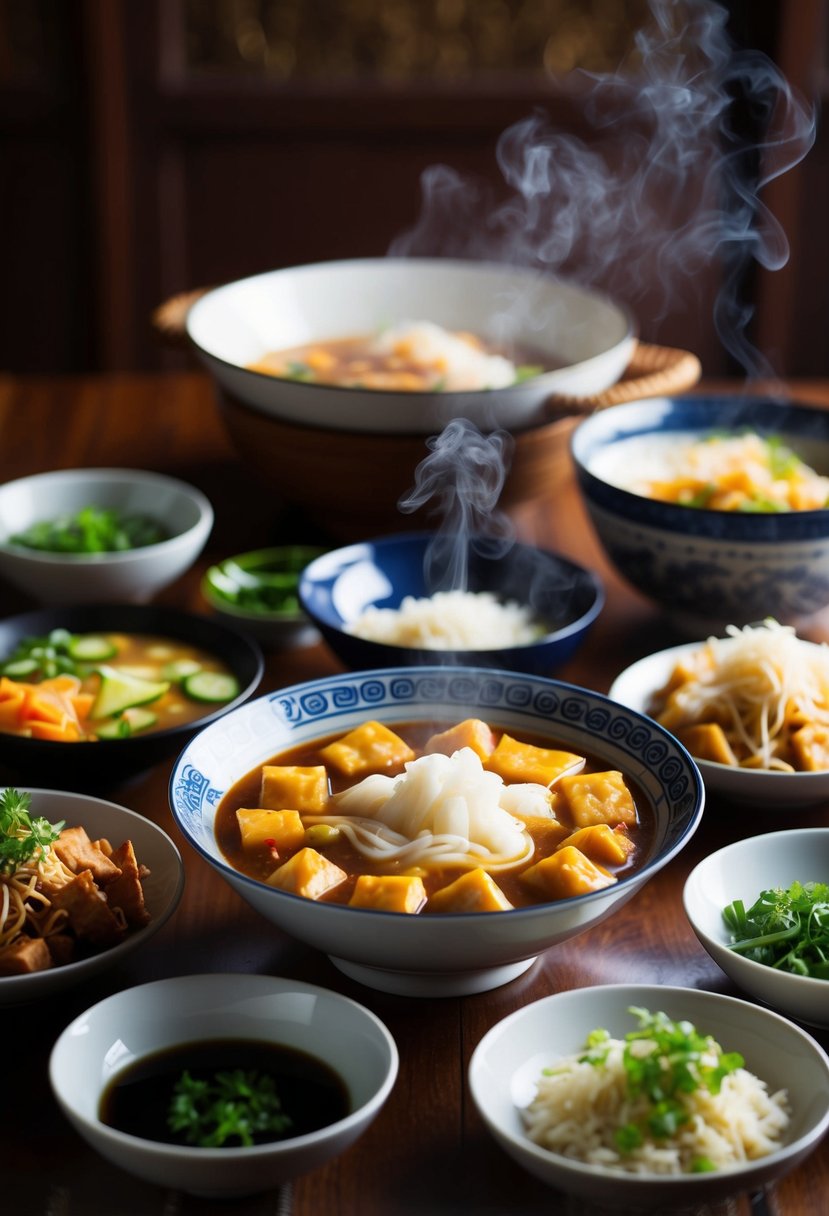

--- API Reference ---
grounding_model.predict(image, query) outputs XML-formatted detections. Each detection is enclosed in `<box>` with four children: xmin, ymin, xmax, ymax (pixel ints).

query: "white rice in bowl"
<box><xmin>345</xmin><ymin>589</ymin><xmax>547</xmax><ymax>650</ymax></box>
<box><xmin>522</xmin><ymin>1009</ymin><xmax>790</xmax><ymax>1176</ymax></box>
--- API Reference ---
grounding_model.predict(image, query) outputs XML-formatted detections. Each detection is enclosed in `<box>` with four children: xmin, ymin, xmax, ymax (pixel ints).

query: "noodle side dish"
<box><xmin>0</xmin><ymin>787</ymin><xmax>150</xmax><ymax>976</ymax></box>
<box><xmin>522</xmin><ymin>1007</ymin><xmax>790</xmax><ymax>1175</ymax></box>
<box><xmin>647</xmin><ymin>620</ymin><xmax>829</xmax><ymax>772</ymax></box>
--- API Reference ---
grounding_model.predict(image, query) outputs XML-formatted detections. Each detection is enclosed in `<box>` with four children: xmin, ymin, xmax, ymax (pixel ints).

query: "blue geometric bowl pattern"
<box><xmin>169</xmin><ymin>667</ymin><xmax>703</xmax><ymax>864</ymax></box>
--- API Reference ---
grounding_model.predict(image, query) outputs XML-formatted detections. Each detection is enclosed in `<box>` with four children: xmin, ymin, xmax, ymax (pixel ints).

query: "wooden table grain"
<box><xmin>1</xmin><ymin>372</ymin><xmax>827</xmax><ymax>1216</ymax></box>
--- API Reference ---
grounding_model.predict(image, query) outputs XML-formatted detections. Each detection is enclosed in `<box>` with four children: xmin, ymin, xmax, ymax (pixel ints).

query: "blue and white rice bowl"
<box><xmin>169</xmin><ymin>666</ymin><xmax>704</xmax><ymax>998</ymax></box>
<box><xmin>571</xmin><ymin>395</ymin><xmax>829</xmax><ymax>635</ymax></box>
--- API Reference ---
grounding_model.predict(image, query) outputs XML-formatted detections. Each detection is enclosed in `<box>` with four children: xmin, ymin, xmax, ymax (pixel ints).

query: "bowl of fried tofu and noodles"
<box><xmin>170</xmin><ymin>665</ymin><xmax>703</xmax><ymax>998</ymax></box>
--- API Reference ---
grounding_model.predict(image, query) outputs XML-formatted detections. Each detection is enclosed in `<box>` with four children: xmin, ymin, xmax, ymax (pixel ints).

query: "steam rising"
<box><xmin>390</xmin><ymin>0</ymin><xmax>815</xmax><ymax>379</ymax></box>
<box><xmin>399</xmin><ymin>419</ymin><xmax>515</xmax><ymax>588</ymax></box>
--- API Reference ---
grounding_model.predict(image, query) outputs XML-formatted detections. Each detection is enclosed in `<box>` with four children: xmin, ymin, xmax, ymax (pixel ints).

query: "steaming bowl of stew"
<box><xmin>0</xmin><ymin>604</ymin><xmax>264</xmax><ymax>788</ymax></box>
<box><xmin>49</xmin><ymin>973</ymin><xmax>399</xmax><ymax>1198</ymax></box>
<box><xmin>571</xmin><ymin>394</ymin><xmax>829</xmax><ymax>634</ymax></box>
<box><xmin>186</xmin><ymin>257</ymin><xmax>635</xmax><ymax>435</ymax></box>
<box><xmin>169</xmin><ymin>666</ymin><xmax>704</xmax><ymax>997</ymax></box>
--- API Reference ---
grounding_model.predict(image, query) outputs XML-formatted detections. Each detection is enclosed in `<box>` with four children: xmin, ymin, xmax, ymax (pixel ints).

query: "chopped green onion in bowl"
<box><xmin>9</xmin><ymin>505</ymin><xmax>170</xmax><ymax>553</ymax></box>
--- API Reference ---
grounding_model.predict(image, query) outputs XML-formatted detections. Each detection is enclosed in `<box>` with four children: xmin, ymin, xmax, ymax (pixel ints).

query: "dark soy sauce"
<box><xmin>99</xmin><ymin>1038</ymin><xmax>350</xmax><ymax>1146</ymax></box>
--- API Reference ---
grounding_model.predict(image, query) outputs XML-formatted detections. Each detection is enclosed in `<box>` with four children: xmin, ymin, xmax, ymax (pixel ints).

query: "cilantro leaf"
<box><xmin>167</xmin><ymin>1068</ymin><xmax>293</xmax><ymax>1148</ymax></box>
<box><xmin>0</xmin><ymin>787</ymin><xmax>64</xmax><ymax>874</ymax></box>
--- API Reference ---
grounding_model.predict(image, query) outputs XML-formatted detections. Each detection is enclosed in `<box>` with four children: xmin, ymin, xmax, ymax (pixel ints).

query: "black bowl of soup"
<box><xmin>0</xmin><ymin>604</ymin><xmax>264</xmax><ymax>789</ymax></box>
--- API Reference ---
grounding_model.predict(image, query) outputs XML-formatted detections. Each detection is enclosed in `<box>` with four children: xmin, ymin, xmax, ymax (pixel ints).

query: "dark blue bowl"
<box><xmin>298</xmin><ymin>532</ymin><xmax>603</xmax><ymax>675</ymax></box>
<box><xmin>571</xmin><ymin>394</ymin><xmax>829</xmax><ymax>632</ymax></box>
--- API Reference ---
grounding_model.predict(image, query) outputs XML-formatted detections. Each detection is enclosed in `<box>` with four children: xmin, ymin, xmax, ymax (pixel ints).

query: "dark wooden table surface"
<box><xmin>1</xmin><ymin>371</ymin><xmax>827</xmax><ymax>1216</ymax></box>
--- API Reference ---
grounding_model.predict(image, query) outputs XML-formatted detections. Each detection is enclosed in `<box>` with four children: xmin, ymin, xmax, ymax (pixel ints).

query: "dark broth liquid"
<box><xmin>100</xmin><ymin>1038</ymin><xmax>350</xmax><ymax>1146</ymax></box>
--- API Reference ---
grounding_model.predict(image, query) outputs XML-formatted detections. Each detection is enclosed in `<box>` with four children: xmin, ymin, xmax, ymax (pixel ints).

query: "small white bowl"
<box><xmin>469</xmin><ymin>983</ymin><xmax>829</xmax><ymax>1210</ymax></box>
<box><xmin>684</xmin><ymin>829</ymin><xmax>829</xmax><ymax>1028</ymax></box>
<box><xmin>49</xmin><ymin>973</ymin><xmax>399</xmax><ymax>1198</ymax></box>
<box><xmin>186</xmin><ymin>257</ymin><xmax>635</xmax><ymax>435</ymax></box>
<box><xmin>0</xmin><ymin>788</ymin><xmax>184</xmax><ymax>1006</ymax></box>
<box><xmin>0</xmin><ymin>468</ymin><xmax>214</xmax><ymax>605</ymax></box>
<box><xmin>608</xmin><ymin>641</ymin><xmax>829</xmax><ymax>808</ymax></box>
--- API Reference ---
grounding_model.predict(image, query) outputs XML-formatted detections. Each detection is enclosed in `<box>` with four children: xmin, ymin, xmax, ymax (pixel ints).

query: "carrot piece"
<box><xmin>29</xmin><ymin>717</ymin><xmax>82</xmax><ymax>742</ymax></box>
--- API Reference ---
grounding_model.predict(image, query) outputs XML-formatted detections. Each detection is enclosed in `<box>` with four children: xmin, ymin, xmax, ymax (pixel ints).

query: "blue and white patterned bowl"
<box><xmin>571</xmin><ymin>395</ymin><xmax>829</xmax><ymax>634</ymax></box>
<box><xmin>169</xmin><ymin>666</ymin><xmax>704</xmax><ymax>997</ymax></box>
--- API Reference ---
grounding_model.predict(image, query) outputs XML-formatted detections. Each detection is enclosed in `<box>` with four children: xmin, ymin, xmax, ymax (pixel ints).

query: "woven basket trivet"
<box><xmin>545</xmin><ymin>340</ymin><xmax>702</xmax><ymax>414</ymax></box>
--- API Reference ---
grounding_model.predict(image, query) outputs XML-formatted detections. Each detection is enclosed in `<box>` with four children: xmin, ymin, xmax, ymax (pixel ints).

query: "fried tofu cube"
<box><xmin>266</xmin><ymin>848</ymin><xmax>346</xmax><ymax>900</ymax></box>
<box><xmin>54</xmin><ymin>825</ymin><xmax>122</xmax><ymax>884</ymax></box>
<box><xmin>0</xmin><ymin>936</ymin><xmax>53</xmax><ymax>976</ymax></box>
<box><xmin>426</xmin><ymin>868</ymin><xmax>513</xmax><ymax>912</ymax></box>
<box><xmin>676</xmin><ymin>722</ymin><xmax>738</xmax><ymax>766</ymax></box>
<box><xmin>236</xmin><ymin>808</ymin><xmax>306</xmax><ymax>852</ymax></box>
<box><xmin>424</xmin><ymin>719</ymin><xmax>496</xmax><ymax>761</ymax></box>
<box><xmin>557</xmin><ymin>770</ymin><xmax>637</xmax><ymax>827</ymax></box>
<box><xmin>320</xmin><ymin>721</ymin><xmax>415</xmax><ymax>776</ymax></box>
<box><xmin>486</xmin><ymin>734</ymin><xmax>585</xmax><ymax>787</ymax></box>
<box><xmin>789</xmin><ymin>723</ymin><xmax>829</xmax><ymax>772</ymax></box>
<box><xmin>105</xmin><ymin>839</ymin><xmax>151</xmax><ymax>928</ymax></box>
<box><xmin>348</xmin><ymin>874</ymin><xmax>426</xmax><ymax>913</ymax></box>
<box><xmin>50</xmin><ymin>870</ymin><xmax>126</xmax><ymax>946</ymax></box>
<box><xmin>259</xmin><ymin>765</ymin><xmax>328</xmax><ymax>812</ymax></box>
<box><xmin>521</xmin><ymin>845</ymin><xmax>616</xmax><ymax>899</ymax></box>
<box><xmin>559</xmin><ymin>824</ymin><xmax>635</xmax><ymax>866</ymax></box>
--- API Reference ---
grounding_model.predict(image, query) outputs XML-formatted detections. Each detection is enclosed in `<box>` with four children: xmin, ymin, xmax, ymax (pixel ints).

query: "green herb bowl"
<box><xmin>201</xmin><ymin>545</ymin><xmax>327</xmax><ymax>649</ymax></box>
<box><xmin>0</xmin><ymin>467</ymin><xmax>214</xmax><ymax>606</ymax></box>
<box><xmin>683</xmin><ymin>828</ymin><xmax>829</xmax><ymax>1029</ymax></box>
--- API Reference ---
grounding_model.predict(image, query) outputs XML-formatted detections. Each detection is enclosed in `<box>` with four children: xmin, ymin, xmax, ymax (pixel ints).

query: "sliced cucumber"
<box><xmin>182</xmin><ymin>670</ymin><xmax>240</xmax><ymax>704</ymax></box>
<box><xmin>90</xmin><ymin>664</ymin><xmax>170</xmax><ymax>720</ymax></box>
<box><xmin>67</xmin><ymin>634</ymin><xmax>118</xmax><ymax>662</ymax></box>
<box><xmin>96</xmin><ymin>705</ymin><xmax>159</xmax><ymax>739</ymax></box>
<box><xmin>2</xmin><ymin>657</ymin><xmax>40</xmax><ymax>678</ymax></box>
<box><xmin>162</xmin><ymin>658</ymin><xmax>203</xmax><ymax>682</ymax></box>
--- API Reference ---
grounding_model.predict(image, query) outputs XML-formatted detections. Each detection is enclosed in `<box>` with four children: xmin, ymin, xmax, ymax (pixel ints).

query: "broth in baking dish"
<box><xmin>216</xmin><ymin>717</ymin><xmax>654</xmax><ymax>913</ymax></box>
<box><xmin>247</xmin><ymin>321</ymin><xmax>553</xmax><ymax>392</ymax></box>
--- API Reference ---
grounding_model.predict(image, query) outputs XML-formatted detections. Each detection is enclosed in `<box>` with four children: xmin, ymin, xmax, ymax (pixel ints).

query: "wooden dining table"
<box><xmin>1</xmin><ymin>370</ymin><xmax>828</xmax><ymax>1216</ymax></box>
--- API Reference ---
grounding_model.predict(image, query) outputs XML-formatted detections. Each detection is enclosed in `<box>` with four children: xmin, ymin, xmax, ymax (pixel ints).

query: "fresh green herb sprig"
<box><xmin>573</xmin><ymin>1007</ymin><xmax>742</xmax><ymax>1166</ymax></box>
<box><xmin>167</xmin><ymin>1068</ymin><xmax>293</xmax><ymax>1148</ymax></box>
<box><xmin>11</xmin><ymin>505</ymin><xmax>169</xmax><ymax>553</ymax></box>
<box><xmin>723</xmin><ymin>881</ymin><xmax>829</xmax><ymax>979</ymax></box>
<box><xmin>0</xmin><ymin>787</ymin><xmax>64</xmax><ymax>874</ymax></box>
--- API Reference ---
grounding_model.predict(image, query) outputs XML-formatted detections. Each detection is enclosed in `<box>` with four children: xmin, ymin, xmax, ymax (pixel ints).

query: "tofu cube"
<box><xmin>521</xmin><ymin>845</ymin><xmax>616</xmax><ymax>899</ymax></box>
<box><xmin>557</xmin><ymin>770</ymin><xmax>638</xmax><ymax>827</ymax></box>
<box><xmin>266</xmin><ymin>848</ymin><xmax>346</xmax><ymax>900</ymax></box>
<box><xmin>260</xmin><ymin>765</ymin><xmax>328</xmax><ymax>812</ymax></box>
<box><xmin>559</xmin><ymin>823</ymin><xmax>635</xmax><ymax>866</ymax></box>
<box><xmin>487</xmin><ymin>734</ymin><xmax>585</xmax><ymax>787</ymax></box>
<box><xmin>348</xmin><ymin>874</ymin><xmax>426</xmax><ymax>913</ymax></box>
<box><xmin>320</xmin><ymin>721</ymin><xmax>415</xmax><ymax>776</ymax></box>
<box><xmin>423</xmin><ymin>719</ymin><xmax>496</xmax><ymax>761</ymax></box>
<box><xmin>789</xmin><ymin>723</ymin><xmax>829</xmax><ymax>772</ymax></box>
<box><xmin>236</xmin><ymin>808</ymin><xmax>305</xmax><ymax>852</ymax></box>
<box><xmin>676</xmin><ymin>722</ymin><xmax>738</xmax><ymax>766</ymax></box>
<box><xmin>426</xmin><ymin>868</ymin><xmax>513</xmax><ymax>913</ymax></box>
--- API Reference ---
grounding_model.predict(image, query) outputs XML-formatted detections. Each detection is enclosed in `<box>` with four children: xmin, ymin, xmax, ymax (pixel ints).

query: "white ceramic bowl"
<box><xmin>684</xmin><ymin>829</ymin><xmax>829</xmax><ymax>1028</ymax></box>
<box><xmin>169</xmin><ymin>666</ymin><xmax>704</xmax><ymax>998</ymax></box>
<box><xmin>469</xmin><ymin>983</ymin><xmax>829</xmax><ymax>1210</ymax></box>
<box><xmin>186</xmin><ymin>257</ymin><xmax>635</xmax><ymax>435</ymax></box>
<box><xmin>0</xmin><ymin>788</ymin><xmax>184</xmax><ymax>1006</ymax></box>
<box><xmin>0</xmin><ymin>468</ymin><xmax>214</xmax><ymax>605</ymax></box>
<box><xmin>571</xmin><ymin>395</ymin><xmax>829</xmax><ymax>634</ymax></box>
<box><xmin>49</xmin><ymin>973</ymin><xmax>399</xmax><ymax>1198</ymax></box>
<box><xmin>608</xmin><ymin>640</ymin><xmax>829</xmax><ymax>807</ymax></box>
